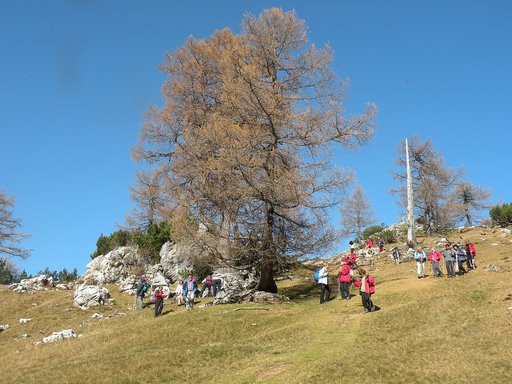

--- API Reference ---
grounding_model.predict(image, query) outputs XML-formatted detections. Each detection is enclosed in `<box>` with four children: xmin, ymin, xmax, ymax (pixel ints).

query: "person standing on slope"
<box><xmin>136</xmin><ymin>275</ymin><xmax>150</xmax><ymax>310</ymax></box>
<box><xmin>442</xmin><ymin>243</ymin><xmax>455</xmax><ymax>278</ymax></box>
<box><xmin>454</xmin><ymin>244</ymin><xmax>467</xmax><ymax>276</ymax></box>
<box><xmin>414</xmin><ymin>246</ymin><xmax>427</xmax><ymax>278</ymax></box>
<box><xmin>183</xmin><ymin>274</ymin><xmax>198</xmax><ymax>310</ymax></box>
<box><xmin>318</xmin><ymin>264</ymin><xmax>330</xmax><ymax>304</ymax></box>
<box><xmin>174</xmin><ymin>279</ymin><xmax>184</xmax><ymax>306</ymax></box>
<box><xmin>154</xmin><ymin>285</ymin><xmax>166</xmax><ymax>317</ymax></box>
<box><xmin>339</xmin><ymin>259</ymin><xmax>352</xmax><ymax>300</ymax></box>
<box><xmin>353</xmin><ymin>269</ymin><xmax>376</xmax><ymax>313</ymax></box>
<box><xmin>465</xmin><ymin>241</ymin><xmax>477</xmax><ymax>270</ymax></box>
<box><xmin>428</xmin><ymin>247</ymin><xmax>444</xmax><ymax>277</ymax></box>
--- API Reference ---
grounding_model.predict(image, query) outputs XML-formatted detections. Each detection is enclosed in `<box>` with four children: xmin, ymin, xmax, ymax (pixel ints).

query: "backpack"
<box><xmin>143</xmin><ymin>283</ymin><xmax>149</xmax><ymax>293</ymax></box>
<box><xmin>314</xmin><ymin>269</ymin><xmax>321</xmax><ymax>283</ymax></box>
<box><xmin>366</xmin><ymin>276</ymin><xmax>376</xmax><ymax>294</ymax></box>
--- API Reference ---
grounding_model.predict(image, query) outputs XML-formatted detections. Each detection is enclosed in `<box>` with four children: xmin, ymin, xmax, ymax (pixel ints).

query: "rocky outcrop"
<box><xmin>73</xmin><ymin>284</ymin><xmax>111</xmax><ymax>310</ymax></box>
<box><xmin>81</xmin><ymin>247</ymin><xmax>139</xmax><ymax>285</ymax></box>
<box><xmin>80</xmin><ymin>242</ymin><xmax>192</xmax><ymax>295</ymax></box>
<box><xmin>9</xmin><ymin>275</ymin><xmax>54</xmax><ymax>293</ymax></box>
<box><xmin>42</xmin><ymin>329</ymin><xmax>76</xmax><ymax>343</ymax></box>
<box><xmin>158</xmin><ymin>242</ymin><xmax>192</xmax><ymax>283</ymax></box>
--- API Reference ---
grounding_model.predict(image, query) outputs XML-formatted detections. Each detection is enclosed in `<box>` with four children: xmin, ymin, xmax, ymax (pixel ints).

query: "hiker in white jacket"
<box><xmin>318</xmin><ymin>264</ymin><xmax>330</xmax><ymax>304</ymax></box>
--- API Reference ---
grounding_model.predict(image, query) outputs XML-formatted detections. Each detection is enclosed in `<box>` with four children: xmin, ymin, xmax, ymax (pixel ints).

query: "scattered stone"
<box><xmin>491</xmin><ymin>243</ymin><xmax>499</xmax><ymax>246</ymax></box>
<box><xmin>91</xmin><ymin>313</ymin><xmax>104</xmax><ymax>319</ymax></box>
<box><xmin>55</xmin><ymin>284</ymin><xmax>69</xmax><ymax>290</ymax></box>
<box><xmin>501</xmin><ymin>228</ymin><xmax>511</xmax><ymax>237</ymax></box>
<box><xmin>42</xmin><ymin>329</ymin><xmax>76</xmax><ymax>343</ymax></box>
<box><xmin>78</xmin><ymin>334</ymin><xmax>84</xmax><ymax>338</ymax></box>
<box><xmin>19</xmin><ymin>318</ymin><xmax>32</xmax><ymax>324</ymax></box>
<box><xmin>0</xmin><ymin>324</ymin><xmax>9</xmax><ymax>332</ymax></box>
<box><xmin>484</xmin><ymin>264</ymin><xmax>503</xmax><ymax>273</ymax></box>
<box><xmin>9</xmin><ymin>275</ymin><xmax>54</xmax><ymax>293</ymax></box>
<box><xmin>73</xmin><ymin>284</ymin><xmax>111</xmax><ymax>310</ymax></box>
<box><xmin>32</xmin><ymin>341</ymin><xmax>42</xmax><ymax>346</ymax></box>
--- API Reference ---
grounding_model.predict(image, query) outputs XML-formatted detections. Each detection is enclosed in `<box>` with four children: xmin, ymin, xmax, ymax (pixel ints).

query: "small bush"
<box><xmin>362</xmin><ymin>225</ymin><xmax>385</xmax><ymax>240</ymax></box>
<box><xmin>490</xmin><ymin>203</ymin><xmax>512</xmax><ymax>227</ymax></box>
<box><xmin>377</xmin><ymin>229</ymin><xmax>397</xmax><ymax>243</ymax></box>
<box><xmin>135</xmin><ymin>221</ymin><xmax>172</xmax><ymax>264</ymax></box>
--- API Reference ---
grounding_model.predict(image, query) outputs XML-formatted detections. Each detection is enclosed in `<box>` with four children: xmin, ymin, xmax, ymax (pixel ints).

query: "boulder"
<box><xmin>0</xmin><ymin>324</ymin><xmax>9</xmax><ymax>332</ymax></box>
<box><xmin>42</xmin><ymin>329</ymin><xmax>76</xmax><ymax>343</ymax></box>
<box><xmin>501</xmin><ymin>228</ymin><xmax>511</xmax><ymax>237</ymax></box>
<box><xmin>91</xmin><ymin>313</ymin><xmax>104</xmax><ymax>319</ymax></box>
<box><xmin>158</xmin><ymin>242</ymin><xmax>192</xmax><ymax>283</ymax></box>
<box><xmin>73</xmin><ymin>284</ymin><xmax>111</xmax><ymax>310</ymax></box>
<box><xmin>55</xmin><ymin>284</ymin><xmax>69</xmax><ymax>290</ymax></box>
<box><xmin>81</xmin><ymin>247</ymin><xmax>139</xmax><ymax>285</ymax></box>
<box><xmin>9</xmin><ymin>275</ymin><xmax>54</xmax><ymax>293</ymax></box>
<box><xmin>213</xmin><ymin>270</ymin><xmax>258</xmax><ymax>305</ymax></box>
<box><xmin>118</xmin><ymin>276</ymin><xmax>137</xmax><ymax>294</ymax></box>
<box><xmin>19</xmin><ymin>318</ymin><xmax>32</xmax><ymax>324</ymax></box>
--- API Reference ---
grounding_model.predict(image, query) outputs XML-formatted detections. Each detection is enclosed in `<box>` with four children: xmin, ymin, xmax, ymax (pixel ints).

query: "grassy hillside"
<box><xmin>1</xmin><ymin>228</ymin><xmax>511</xmax><ymax>383</ymax></box>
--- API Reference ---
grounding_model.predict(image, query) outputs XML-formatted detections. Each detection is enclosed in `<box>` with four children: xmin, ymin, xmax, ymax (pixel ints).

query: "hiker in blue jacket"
<box><xmin>413</xmin><ymin>246</ymin><xmax>427</xmax><ymax>278</ymax></box>
<box><xmin>183</xmin><ymin>275</ymin><xmax>198</xmax><ymax>310</ymax></box>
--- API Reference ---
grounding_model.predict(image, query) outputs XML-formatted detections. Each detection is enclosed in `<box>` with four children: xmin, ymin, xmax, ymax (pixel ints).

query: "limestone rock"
<box><xmin>73</xmin><ymin>284</ymin><xmax>111</xmax><ymax>310</ymax></box>
<box><xmin>501</xmin><ymin>228</ymin><xmax>511</xmax><ymax>237</ymax></box>
<box><xmin>81</xmin><ymin>247</ymin><xmax>139</xmax><ymax>285</ymax></box>
<box><xmin>213</xmin><ymin>271</ymin><xmax>258</xmax><ymax>305</ymax></box>
<box><xmin>158</xmin><ymin>242</ymin><xmax>192</xmax><ymax>283</ymax></box>
<box><xmin>484</xmin><ymin>264</ymin><xmax>503</xmax><ymax>273</ymax></box>
<box><xmin>19</xmin><ymin>318</ymin><xmax>32</xmax><ymax>324</ymax></box>
<box><xmin>55</xmin><ymin>284</ymin><xmax>69</xmax><ymax>290</ymax></box>
<box><xmin>0</xmin><ymin>324</ymin><xmax>9</xmax><ymax>332</ymax></box>
<box><xmin>9</xmin><ymin>275</ymin><xmax>54</xmax><ymax>293</ymax></box>
<box><xmin>252</xmin><ymin>291</ymin><xmax>290</xmax><ymax>304</ymax></box>
<box><xmin>42</xmin><ymin>329</ymin><xmax>76</xmax><ymax>343</ymax></box>
<box><xmin>118</xmin><ymin>276</ymin><xmax>137</xmax><ymax>294</ymax></box>
<box><xmin>91</xmin><ymin>313</ymin><xmax>104</xmax><ymax>319</ymax></box>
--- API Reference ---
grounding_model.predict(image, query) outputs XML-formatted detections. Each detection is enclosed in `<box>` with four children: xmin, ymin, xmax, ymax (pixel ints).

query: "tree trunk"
<box><xmin>257</xmin><ymin>204</ymin><xmax>278</xmax><ymax>293</ymax></box>
<box><xmin>405</xmin><ymin>138</ymin><xmax>416</xmax><ymax>248</ymax></box>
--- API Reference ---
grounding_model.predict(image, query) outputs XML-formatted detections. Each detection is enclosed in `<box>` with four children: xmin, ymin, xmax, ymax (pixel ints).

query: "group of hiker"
<box><xmin>413</xmin><ymin>240</ymin><xmax>477</xmax><ymax>278</ymax></box>
<box><xmin>315</xmin><ymin>249</ymin><xmax>377</xmax><ymax>313</ymax></box>
<box><xmin>315</xmin><ymin>239</ymin><xmax>478</xmax><ymax>313</ymax></box>
<box><xmin>135</xmin><ymin>273</ymin><xmax>222</xmax><ymax>317</ymax></box>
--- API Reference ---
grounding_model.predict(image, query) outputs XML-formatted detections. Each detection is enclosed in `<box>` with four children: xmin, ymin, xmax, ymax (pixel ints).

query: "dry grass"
<box><xmin>1</xmin><ymin>228</ymin><xmax>511</xmax><ymax>383</ymax></box>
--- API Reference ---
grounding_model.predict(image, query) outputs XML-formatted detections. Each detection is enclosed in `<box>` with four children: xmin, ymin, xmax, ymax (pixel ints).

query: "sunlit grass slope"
<box><xmin>1</xmin><ymin>228</ymin><xmax>511</xmax><ymax>383</ymax></box>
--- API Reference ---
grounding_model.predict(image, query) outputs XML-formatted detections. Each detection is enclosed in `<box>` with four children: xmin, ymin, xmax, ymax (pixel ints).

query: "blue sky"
<box><xmin>1</xmin><ymin>1</ymin><xmax>510</xmax><ymax>274</ymax></box>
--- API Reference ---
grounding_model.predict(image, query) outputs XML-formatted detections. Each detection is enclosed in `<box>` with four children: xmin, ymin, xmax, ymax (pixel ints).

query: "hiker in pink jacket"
<box><xmin>353</xmin><ymin>269</ymin><xmax>376</xmax><ymax>313</ymax></box>
<box><xmin>428</xmin><ymin>247</ymin><xmax>444</xmax><ymax>277</ymax></box>
<box><xmin>338</xmin><ymin>261</ymin><xmax>353</xmax><ymax>300</ymax></box>
<box><xmin>465</xmin><ymin>241</ymin><xmax>477</xmax><ymax>270</ymax></box>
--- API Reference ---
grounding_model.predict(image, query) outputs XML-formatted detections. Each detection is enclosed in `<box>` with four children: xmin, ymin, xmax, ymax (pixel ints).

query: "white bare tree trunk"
<box><xmin>406</xmin><ymin>138</ymin><xmax>416</xmax><ymax>248</ymax></box>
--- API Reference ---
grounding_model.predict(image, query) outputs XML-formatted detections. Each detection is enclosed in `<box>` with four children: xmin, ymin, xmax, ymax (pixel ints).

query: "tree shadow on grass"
<box><xmin>279</xmin><ymin>282</ymin><xmax>319</xmax><ymax>302</ymax></box>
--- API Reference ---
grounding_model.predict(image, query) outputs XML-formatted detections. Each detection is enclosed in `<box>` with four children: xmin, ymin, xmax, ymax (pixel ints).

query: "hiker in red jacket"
<box><xmin>353</xmin><ymin>269</ymin><xmax>376</xmax><ymax>313</ymax></box>
<box><xmin>428</xmin><ymin>247</ymin><xmax>444</xmax><ymax>277</ymax></box>
<box><xmin>465</xmin><ymin>241</ymin><xmax>477</xmax><ymax>270</ymax></box>
<box><xmin>339</xmin><ymin>260</ymin><xmax>353</xmax><ymax>300</ymax></box>
<box><xmin>154</xmin><ymin>285</ymin><xmax>166</xmax><ymax>317</ymax></box>
<box><xmin>348</xmin><ymin>250</ymin><xmax>358</xmax><ymax>267</ymax></box>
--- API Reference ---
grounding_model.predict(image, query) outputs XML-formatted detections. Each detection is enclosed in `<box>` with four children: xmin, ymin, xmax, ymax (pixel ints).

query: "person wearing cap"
<box><xmin>413</xmin><ymin>246</ymin><xmax>427</xmax><ymax>278</ymax></box>
<box><xmin>442</xmin><ymin>243</ymin><xmax>455</xmax><ymax>277</ymax></box>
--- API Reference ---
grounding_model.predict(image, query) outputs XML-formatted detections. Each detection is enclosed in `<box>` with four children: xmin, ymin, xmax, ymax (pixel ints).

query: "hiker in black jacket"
<box><xmin>136</xmin><ymin>275</ymin><xmax>149</xmax><ymax>310</ymax></box>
